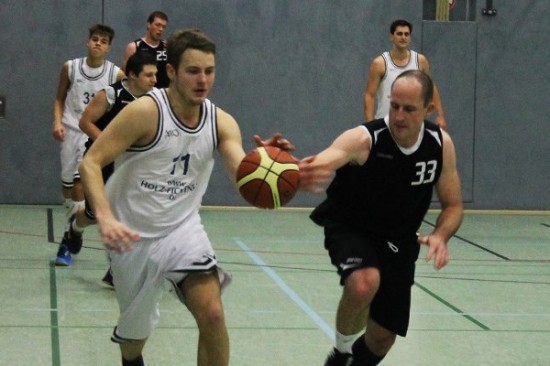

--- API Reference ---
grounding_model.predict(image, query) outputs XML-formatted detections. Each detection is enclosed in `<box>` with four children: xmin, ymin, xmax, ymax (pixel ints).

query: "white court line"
<box><xmin>234</xmin><ymin>238</ymin><xmax>335</xmax><ymax>341</ymax></box>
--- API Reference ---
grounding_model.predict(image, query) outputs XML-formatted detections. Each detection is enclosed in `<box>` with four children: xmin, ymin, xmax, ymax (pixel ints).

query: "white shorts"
<box><xmin>59</xmin><ymin>126</ymin><xmax>87</xmax><ymax>187</ymax></box>
<box><xmin>109</xmin><ymin>215</ymin><xmax>232</xmax><ymax>342</ymax></box>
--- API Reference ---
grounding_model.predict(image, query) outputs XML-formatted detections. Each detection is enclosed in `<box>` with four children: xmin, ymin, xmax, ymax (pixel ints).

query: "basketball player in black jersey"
<box><xmin>122</xmin><ymin>11</ymin><xmax>169</xmax><ymax>88</ymax></box>
<box><xmin>299</xmin><ymin>70</ymin><xmax>463</xmax><ymax>365</ymax></box>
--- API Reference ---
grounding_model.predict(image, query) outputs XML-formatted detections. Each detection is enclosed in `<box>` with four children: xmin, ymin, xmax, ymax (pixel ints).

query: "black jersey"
<box><xmin>311</xmin><ymin>118</ymin><xmax>443</xmax><ymax>240</ymax></box>
<box><xmin>84</xmin><ymin>79</ymin><xmax>135</xmax><ymax>150</ymax></box>
<box><xmin>83</xmin><ymin>80</ymin><xmax>137</xmax><ymax>182</ymax></box>
<box><xmin>134</xmin><ymin>39</ymin><xmax>168</xmax><ymax>88</ymax></box>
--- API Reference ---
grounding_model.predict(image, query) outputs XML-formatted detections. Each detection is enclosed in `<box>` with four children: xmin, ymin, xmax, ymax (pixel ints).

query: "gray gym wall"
<box><xmin>0</xmin><ymin>0</ymin><xmax>548</xmax><ymax>210</ymax></box>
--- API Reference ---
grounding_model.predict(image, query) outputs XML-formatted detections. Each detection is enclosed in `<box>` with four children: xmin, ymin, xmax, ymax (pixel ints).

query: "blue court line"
<box><xmin>233</xmin><ymin>238</ymin><xmax>335</xmax><ymax>341</ymax></box>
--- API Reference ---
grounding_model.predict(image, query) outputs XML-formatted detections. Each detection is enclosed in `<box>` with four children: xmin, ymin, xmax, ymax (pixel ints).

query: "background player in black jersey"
<box><xmin>300</xmin><ymin>70</ymin><xmax>463</xmax><ymax>365</ymax></box>
<box><xmin>122</xmin><ymin>11</ymin><xmax>169</xmax><ymax>88</ymax></box>
<box><xmin>54</xmin><ymin>52</ymin><xmax>158</xmax><ymax>267</ymax></box>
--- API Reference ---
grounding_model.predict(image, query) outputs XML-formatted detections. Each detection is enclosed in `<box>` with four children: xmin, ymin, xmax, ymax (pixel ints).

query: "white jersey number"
<box><xmin>411</xmin><ymin>160</ymin><xmax>437</xmax><ymax>186</ymax></box>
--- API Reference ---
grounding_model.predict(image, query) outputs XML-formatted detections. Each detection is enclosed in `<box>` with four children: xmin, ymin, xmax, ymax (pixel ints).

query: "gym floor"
<box><xmin>0</xmin><ymin>205</ymin><xmax>548</xmax><ymax>365</ymax></box>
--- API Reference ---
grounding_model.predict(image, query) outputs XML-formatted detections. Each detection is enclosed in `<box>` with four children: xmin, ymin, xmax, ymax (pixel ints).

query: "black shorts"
<box><xmin>323</xmin><ymin>223</ymin><xmax>420</xmax><ymax>337</ymax></box>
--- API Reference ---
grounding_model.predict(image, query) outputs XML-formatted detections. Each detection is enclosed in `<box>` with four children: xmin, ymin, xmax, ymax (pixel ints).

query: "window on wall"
<box><xmin>423</xmin><ymin>0</ymin><xmax>477</xmax><ymax>21</ymax></box>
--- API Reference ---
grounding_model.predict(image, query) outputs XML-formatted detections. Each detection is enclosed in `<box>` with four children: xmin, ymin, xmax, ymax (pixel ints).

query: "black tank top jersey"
<box><xmin>311</xmin><ymin>119</ymin><xmax>443</xmax><ymax>240</ymax></box>
<box><xmin>84</xmin><ymin>80</ymin><xmax>135</xmax><ymax>150</ymax></box>
<box><xmin>134</xmin><ymin>39</ymin><xmax>169</xmax><ymax>88</ymax></box>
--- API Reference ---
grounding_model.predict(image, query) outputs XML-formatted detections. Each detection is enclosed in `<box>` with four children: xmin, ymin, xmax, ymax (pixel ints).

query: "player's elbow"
<box><xmin>78</xmin><ymin>120</ymin><xmax>89</xmax><ymax>133</ymax></box>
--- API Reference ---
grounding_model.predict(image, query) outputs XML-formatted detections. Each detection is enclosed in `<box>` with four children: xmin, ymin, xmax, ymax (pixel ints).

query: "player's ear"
<box><xmin>426</xmin><ymin>101</ymin><xmax>435</xmax><ymax>115</ymax></box>
<box><xmin>166</xmin><ymin>63</ymin><xmax>176</xmax><ymax>82</ymax></box>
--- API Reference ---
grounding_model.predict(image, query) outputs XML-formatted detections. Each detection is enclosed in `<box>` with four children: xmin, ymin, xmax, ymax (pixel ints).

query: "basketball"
<box><xmin>236</xmin><ymin>146</ymin><xmax>300</xmax><ymax>209</ymax></box>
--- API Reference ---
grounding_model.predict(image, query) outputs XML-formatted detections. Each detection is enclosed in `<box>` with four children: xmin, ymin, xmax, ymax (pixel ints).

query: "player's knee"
<box><xmin>345</xmin><ymin>268</ymin><xmax>380</xmax><ymax>302</ymax></box>
<box><xmin>195</xmin><ymin>300</ymin><xmax>225</xmax><ymax>328</ymax></box>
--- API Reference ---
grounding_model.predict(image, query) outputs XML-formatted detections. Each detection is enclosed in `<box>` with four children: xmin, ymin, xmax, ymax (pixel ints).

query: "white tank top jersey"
<box><xmin>374</xmin><ymin>50</ymin><xmax>419</xmax><ymax>119</ymax></box>
<box><xmin>105</xmin><ymin>89</ymin><xmax>219</xmax><ymax>238</ymax></box>
<box><xmin>62</xmin><ymin>57</ymin><xmax>120</xmax><ymax>130</ymax></box>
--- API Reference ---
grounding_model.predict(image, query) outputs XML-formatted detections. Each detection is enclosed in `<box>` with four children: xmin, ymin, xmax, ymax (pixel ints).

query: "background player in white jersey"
<box><xmin>79</xmin><ymin>29</ymin><xmax>295</xmax><ymax>366</ymax></box>
<box><xmin>121</xmin><ymin>11</ymin><xmax>169</xmax><ymax>88</ymax></box>
<box><xmin>300</xmin><ymin>70</ymin><xmax>463</xmax><ymax>365</ymax></box>
<box><xmin>54</xmin><ymin>52</ymin><xmax>158</xmax><ymax>267</ymax></box>
<box><xmin>364</xmin><ymin>19</ymin><xmax>447</xmax><ymax>129</ymax></box>
<box><xmin>52</xmin><ymin>24</ymin><xmax>124</xmax><ymax>234</ymax></box>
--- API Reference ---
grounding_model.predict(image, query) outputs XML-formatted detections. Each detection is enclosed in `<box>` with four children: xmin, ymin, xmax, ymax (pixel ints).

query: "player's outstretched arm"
<box><xmin>298</xmin><ymin>126</ymin><xmax>371</xmax><ymax>193</ymax></box>
<box><xmin>217</xmin><ymin>109</ymin><xmax>246</xmax><ymax>185</ymax></box>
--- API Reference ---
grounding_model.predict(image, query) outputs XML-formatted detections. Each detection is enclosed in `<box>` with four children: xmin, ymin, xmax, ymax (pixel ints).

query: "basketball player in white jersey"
<box><xmin>364</xmin><ymin>19</ymin><xmax>447</xmax><ymax>129</ymax></box>
<box><xmin>79</xmin><ymin>29</ymin><xmax>295</xmax><ymax>366</ymax></box>
<box><xmin>52</xmin><ymin>24</ymin><xmax>124</xmax><ymax>237</ymax></box>
<box><xmin>54</xmin><ymin>52</ymin><xmax>158</xmax><ymax>267</ymax></box>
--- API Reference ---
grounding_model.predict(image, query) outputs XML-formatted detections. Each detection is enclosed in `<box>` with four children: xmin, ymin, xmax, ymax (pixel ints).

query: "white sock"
<box><xmin>63</xmin><ymin>198</ymin><xmax>72</xmax><ymax>210</ymax></box>
<box><xmin>335</xmin><ymin>331</ymin><xmax>363</xmax><ymax>354</ymax></box>
<box><xmin>71</xmin><ymin>219</ymin><xmax>84</xmax><ymax>234</ymax></box>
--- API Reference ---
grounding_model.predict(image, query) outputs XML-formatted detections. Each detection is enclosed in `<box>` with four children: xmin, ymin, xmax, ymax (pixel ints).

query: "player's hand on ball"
<box><xmin>253</xmin><ymin>133</ymin><xmax>296</xmax><ymax>153</ymax></box>
<box><xmin>237</xmin><ymin>146</ymin><xmax>299</xmax><ymax>209</ymax></box>
<box><xmin>297</xmin><ymin>155</ymin><xmax>334</xmax><ymax>194</ymax></box>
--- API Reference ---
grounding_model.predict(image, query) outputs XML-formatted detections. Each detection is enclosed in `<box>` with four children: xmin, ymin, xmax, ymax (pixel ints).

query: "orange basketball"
<box><xmin>236</xmin><ymin>146</ymin><xmax>300</xmax><ymax>209</ymax></box>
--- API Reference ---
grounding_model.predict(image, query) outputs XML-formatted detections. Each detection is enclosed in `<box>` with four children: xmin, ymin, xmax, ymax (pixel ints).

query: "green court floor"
<box><xmin>0</xmin><ymin>205</ymin><xmax>548</xmax><ymax>365</ymax></box>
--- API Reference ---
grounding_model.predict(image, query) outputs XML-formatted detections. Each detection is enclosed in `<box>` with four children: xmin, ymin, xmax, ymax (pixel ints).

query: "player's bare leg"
<box><xmin>182</xmin><ymin>271</ymin><xmax>229</xmax><ymax>366</ymax></box>
<box><xmin>120</xmin><ymin>339</ymin><xmax>146</xmax><ymax>365</ymax></box>
<box><xmin>72</xmin><ymin>179</ymin><xmax>85</xmax><ymax>203</ymax></box>
<box><xmin>62</xmin><ymin>186</ymin><xmax>72</xmax><ymax>206</ymax></box>
<box><xmin>363</xmin><ymin>318</ymin><xmax>396</xmax><ymax>355</ymax></box>
<box><xmin>336</xmin><ymin>267</ymin><xmax>380</xmax><ymax>335</ymax></box>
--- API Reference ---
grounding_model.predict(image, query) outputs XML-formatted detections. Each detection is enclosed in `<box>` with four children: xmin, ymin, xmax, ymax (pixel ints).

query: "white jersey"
<box><xmin>105</xmin><ymin>89</ymin><xmax>219</xmax><ymax>238</ymax></box>
<box><xmin>62</xmin><ymin>57</ymin><xmax>120</xmax><ymax>130</ymax></box>
<box><xmin>375</xmin><ymin>50</ymin><xmax>419</xmax><ymax>119</ymax></box>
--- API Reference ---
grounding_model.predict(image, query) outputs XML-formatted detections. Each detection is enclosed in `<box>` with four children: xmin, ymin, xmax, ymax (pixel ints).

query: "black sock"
<box><xmin>122</xmin><ymin>355</ymin><xmax>144</xmax><ymax>366</ymax></box>
<box><xmin>352</xmin><ymin>336</ymin><xmax>386</xmax><ymax>365</ymax></box>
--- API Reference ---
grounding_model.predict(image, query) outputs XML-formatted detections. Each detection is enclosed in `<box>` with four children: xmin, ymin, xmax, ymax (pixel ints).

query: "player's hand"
<box><xmin>98</xmin><ymin>218</ymin><xmax>140</xmax><ymax>253</ymax></box>
<box><xmin>253</xmin><ymin>133</ymin><xmax>295</xmax><ymax>152</ymax></box>
<box><xmin>418</xmin><ymin>233</ymin><xmax>449</xmax><ymax>270</ymax></box>
<box><xmin>52</xmin><ymin>123</ymin><xmax>65</xmax><ymax>142</ymax></box>
<box><xmin>297</xmin><ymin>155</ymin><xmax>334</xmax><ymax>194</ymax></box>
